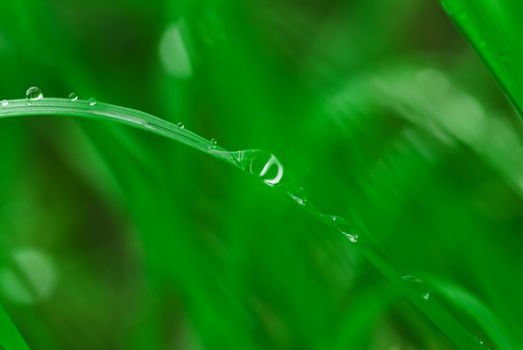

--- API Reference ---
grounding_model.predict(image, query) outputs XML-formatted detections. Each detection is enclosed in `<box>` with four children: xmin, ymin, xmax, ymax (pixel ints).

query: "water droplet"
<box><xmin>233</xmin><ymin>150</ymin><xmax>284</xmax><ymax>186</ymax></box>
<box><xmin>25</xmin><ymin>86</ymin><xmax>43</xmax><ymax>102</ymax></box>
<box><xmin>292</xmin><ymin>196</ymin><xmax>305</xmax><ymax>206</ymax></box>
<box><xmin>329</xmin><ymin>216</ymin><xmax>359</xmax><ymax>243</ymax></box>
<box><xmin>402</xmin><ymin>275</ymin><xmax>431</xmax><ymax>301</ymax></box>
<box><xmin>207</xmin><ymin>138</ymin><xmax>218</xmax><ymax>150</ymax></box>
<box><xmin>1</xmin><ymin>100</ymin><xmax>8</xmax><ymax>107</ymax></box>
<box><xmin>289</xmin><ymin>192</ymin><xmax>306</xmax><ymax>206</ymax></box>
<box><xmin>344</xmin><ymin>233</ymin><xmax>359</xmax><ymax>243</ymax></box>
<box><xmin>88</xmin><ymin>98</ymin><xmax>97</xmax><ymax>106</ymax></box>
<box><xmin>68</xmin><ymin>92</ymin><xmax>78</xmax><ymax>101</ymax></box>
<box><xmin>177</xmin><ymin>122</ymin><xmax>185</xmax><ymax>129</ymax></box>
<box><xmin>473</xmin><ymin>336</ymin><xmax>486</xmax><ymax>347</ymax></box>
<box><xmin>282</xmin><ymin>184</ymin><xmax>308</xmax><ymax>206</ymax></box>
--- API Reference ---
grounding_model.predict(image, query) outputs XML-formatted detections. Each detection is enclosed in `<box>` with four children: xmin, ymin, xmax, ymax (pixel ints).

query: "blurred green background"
<box><xmin>1</xmin><ymin>0</ymin><xmax>523</xmax><ymax>349</ymax></box>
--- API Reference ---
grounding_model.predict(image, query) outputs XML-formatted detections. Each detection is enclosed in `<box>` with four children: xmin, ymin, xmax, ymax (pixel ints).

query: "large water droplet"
<box><xmin>69</xmin><ymin>92</ymin><xmax>78</xmax><ymax>101</ymax></box>
<box><xmin>233</xmin><ymin>150</ymin><xmax>284</xmax><ymax>186</ymax></box>
<box><xmin>402</xmin><ymin>275</ymin><xmax>431</xmax><ymax>301</ymax></box>
<box><xmin>177</xmin><ymin>122</ymin><xmax>185</xmax><ymax>129</ymax></box>
<box><xmin>88</xmin><ymin>98</ymin><xmax>97</xmax><ymax>106</ymax></box>
<box><xmin>329</xmin><ymin>216</ymin><xmax>359</xmax><ymax>243</ymax></box>
<box><xmin>1</xmin><ymin>100</ymin><xmax>8</xmax><ymax>107</ymax></box>
<box><xmin>26</xmin><ymin>87</ymin><xmax>43</xmax><ymax>102</ymax></box>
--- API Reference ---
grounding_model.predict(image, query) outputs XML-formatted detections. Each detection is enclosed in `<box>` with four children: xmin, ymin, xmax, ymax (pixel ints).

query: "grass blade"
<box><xmin>0</xmin><ymin>304</ymin><xmax>30</xmax><ymax>350</ymax></box>
<box><xmin>441</xmin><ymin>0</ymin><xmax>523</xmax><ymax>117</ymax></box>
<box><xmin>0</xmin><ymin>97</ymin><xmax>505</xmax><ymax>348</ymax></box>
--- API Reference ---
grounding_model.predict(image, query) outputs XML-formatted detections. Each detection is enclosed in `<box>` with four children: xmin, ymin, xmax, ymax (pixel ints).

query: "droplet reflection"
<box><xmin>26</xmin><ymin>86</ymin><xmax>43</xmax><ymax>102</ymax></box>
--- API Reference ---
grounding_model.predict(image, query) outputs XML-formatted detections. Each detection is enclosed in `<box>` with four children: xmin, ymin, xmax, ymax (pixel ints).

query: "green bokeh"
<box><xmin>0</xmin><ymin>0</ymin><xmax>522</xmax><ymax>349</ymax></box>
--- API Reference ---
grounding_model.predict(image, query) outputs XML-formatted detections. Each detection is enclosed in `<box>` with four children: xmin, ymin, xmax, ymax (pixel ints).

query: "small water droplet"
<box><xmin>344</xmin><ymin>232</ymin><xmax>359</xmax><ymax>243</ymax></box>
<box><xmin>26</xmin><ymin>87</ymin><xmax>43</xmax><ymax>102</ymax></box>
<box><xmin>68</xmin><ymin>92</ymin><xmax>78</xmax><ymax>101</ymax></box>
<box><xmin>289</xmin><ymin>192</ymin><xmax>306</xmax><ymax>206</ymax></box>
<box><xmin>1</xmin><ymin>100</ymin><xmax>8</xmax><ymax>107</ymax></box>
<box><xmin>292</xmin><ymin>196</ymin><xmax>305</xmax><ymax>206</ymax></box>
<box><xmin>88</xmin><ymin>98</ymin><xmax>97</xmax><ymax>106</ymax></box>
<box><xmin>177</xmin><ymin>122</ymin><xmax>185</xmax><ymax>129</ymax></box>
<box><xmin>402</xmin><ymin>275</ymin><xmax>431</xmax><ymax>301</ymax></box>
<box><xmin>473</xmin><ymin>336</ymin><xmax>487</xmax><ymax>347</ymax></box>
<box><xmin>329</xmin><ymin>216</ymin><xmax>358</xmax><ymax>243</ymax></box>
<box><xmin>207</xmin><ymin>138</ymin><xmax>218</xmax><ymax>150</ymax></box>
<box><xmin>279</xmin><ymin>183</ymin><xmax>308</xmax><ymax>206</ymax></box>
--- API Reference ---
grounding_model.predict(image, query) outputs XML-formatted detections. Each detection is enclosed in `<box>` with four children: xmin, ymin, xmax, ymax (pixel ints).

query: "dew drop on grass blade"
<box><xmin>0</xmin><ymin>95</ymin><xmax>505</xmax><ymax>349</ymax></box>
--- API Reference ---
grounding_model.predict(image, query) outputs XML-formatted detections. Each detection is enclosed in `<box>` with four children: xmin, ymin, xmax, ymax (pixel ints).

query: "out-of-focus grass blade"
<box><xmin>0</xmin><ymin>304</ymin><xmax>30</xmax><ymax>350</ymax></box>
<box><xmin>325</xmin><ymin>64</ymin><xmax>522</xmax><ymax>349</ymax></box>
<box><xmin>427</xmin><ymin>276</ymin><xmax>518</xmax><ymax>350</ymax></box>
<box><xmin>0</xmin><ymin>97</ymin><xmax>488</xmax><ymax>349</ymax></box>
<box><xmin>441</xmin><ymin>0</ymin><xmax>523</xmax><ymax>117</ymax></box>
<box><xmin>333</xmin><ymin>282</ymin><xmax>395</xmax><ymax>349</ymax></box>
<box><xmin>373</xmin><ymin>66</ymin><xmax>523</xmax><ymax>198</ymax></box>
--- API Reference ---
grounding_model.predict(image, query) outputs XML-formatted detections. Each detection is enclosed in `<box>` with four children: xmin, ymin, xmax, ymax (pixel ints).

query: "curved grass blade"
<box><xmin>0</xmin><ymin>98</ymin><xmax>234</xmax><ymax>165</ymax></box>
<box><xmin>440</xmin><ymin>0</ymin><xmax>523</xmax><ymax>118</ymax></box>
<box><xmin>0</xmin><ymin>97</ymin><xmax>494</xmax><ymax>349</ymax></box>
<box><xmin>373</xmin><ymin>66</ymin><xmax>523</xmax><ymax>199</ymax></box>
<box><xmin>326</xmin><ymin>65</ymin><xmax>523</xmax><ymax>349</ymax></box>
<box><xmin>427</xmin><ymin>276</ymin><xmax>518</xmax><ymax>350</ymax></box>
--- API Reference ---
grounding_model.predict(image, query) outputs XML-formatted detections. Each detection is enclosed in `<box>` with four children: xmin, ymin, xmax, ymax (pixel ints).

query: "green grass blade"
<box><xmin>0</xmin><ymin>304</ymin><xmax>30</xmax><ymax>350</ymax></box>
<box><xmin>441</xmin><ymin>0</ymin><xmax>523</xmax><ymax>117</ymax></box>
<box><xmin>0</xmin><ymin>99</ymin><xmax>226</xmax><ymax>164</ymax></box>
<box><xmin>427</xmin><ymin>277</ymin><xmax>519</xmax><ymax>350</ymax></box>
<box><xmin>0</xmin><ymin>96</ymin><xmax>502</xmax><ymax>349</ymax></box>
